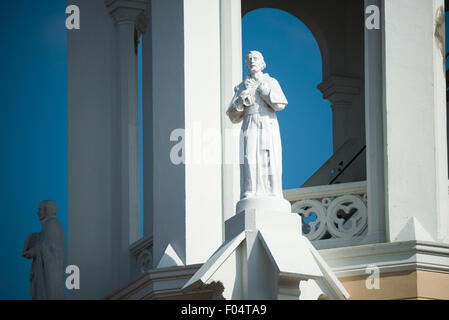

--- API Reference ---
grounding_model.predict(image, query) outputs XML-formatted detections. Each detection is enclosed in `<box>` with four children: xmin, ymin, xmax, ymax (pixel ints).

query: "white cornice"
<box><xmin>105</xmin><ymin>0</ymin><xmax>148</xmax><ymax>28</ymax></box>
<box><xmin>319</xmin><ymin>240</ymin><xmax>449</xmax><ymax>277</ymax></box>
<box><xmin>105</xmin><ymin>0</ymin><xmax>147</xmax><ymax>12</ymax></box>
<box><xmin>129</xmin><ymin>235</ymin><xmax>153</xmax><ymax>257</ymax></box>
<box><xmin>284</xmin><ymin>181</ymin><xmax>367</xmax><ymax>202</ymax></box>
<box><xmin>106</xmin><ymin>264</ymin><xmax>206</xmax><ymax>300</ymax></box>
<box><xmin>109</xmin><ymin>240</ymin><xmax>449</xmax><ymax>299</ymax></box>
<box><xmin>317</xmin><ymin>76</ymin><xmax>362</xmax><ymax>109</ymax></box>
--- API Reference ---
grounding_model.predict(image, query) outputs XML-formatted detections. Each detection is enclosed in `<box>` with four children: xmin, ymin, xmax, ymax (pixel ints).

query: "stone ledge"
<box><xmin>106</xmin><ymin>264</ymin><xmax>221</xmax><ymax>300</ymax></box>
<box><xmin>129</xmin><ymin>235</ymin><xmax>153</xmax><ymax>257</ymax></box>
<box><xmin>107</xmin><ymin>240</ymin><xmax>449</xmax><ymax>299</ymax></box>
<box><xmin>319</xmin><ymin>240</ymin><xmax>449</xmax><ymax>277</ymax></box>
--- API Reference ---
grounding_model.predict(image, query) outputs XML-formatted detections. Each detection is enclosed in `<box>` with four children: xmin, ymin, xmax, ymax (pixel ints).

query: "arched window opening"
<box><xmin>242</xmin><ymin>8</ymin><xmax>332</xmax><ymax>190</ymax></box>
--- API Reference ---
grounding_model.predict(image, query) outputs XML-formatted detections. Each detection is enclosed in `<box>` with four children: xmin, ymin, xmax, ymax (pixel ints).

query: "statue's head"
<box><xmin>246</xmin><ymin>51</ymin><xmax>266</xmax><ymax>74</ymax></box>
<box><xmin>37</xmin><ymin>200</ymin><xmax>58</xmax><ymax>221</ymax></box>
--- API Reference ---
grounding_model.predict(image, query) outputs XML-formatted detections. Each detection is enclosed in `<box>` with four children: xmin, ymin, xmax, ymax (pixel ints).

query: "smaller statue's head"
<box><xmin>246</xmin><ymin>51</ymin><xmax>266</xmax><ymax>74</ymax></box>
<box><xmin>37</xmin><ymin>200</ymin><xmax>58</xmax><ymax>221</ymax></box>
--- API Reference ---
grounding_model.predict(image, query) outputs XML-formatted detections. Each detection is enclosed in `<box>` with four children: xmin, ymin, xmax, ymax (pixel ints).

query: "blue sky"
<box><xmin>0</xmin><ymin>4</ymin><xmax>331</xmax><ymax>300</ymax></box>
<box><xmin>0</xmin><ymin>2</ymin><xmax>67</xmax><ymax>299</ymax></box>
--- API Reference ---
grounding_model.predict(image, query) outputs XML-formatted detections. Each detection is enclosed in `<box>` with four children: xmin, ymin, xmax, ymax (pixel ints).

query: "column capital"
<box><xmin>318</xmin><ymin>76</ymin><xmax>362</xmax><ymax>109</ymax></box>
<box><xmin>105</xmin><ymin>0</ymin><xmax>148</xmax><ymax>33</ymax></box>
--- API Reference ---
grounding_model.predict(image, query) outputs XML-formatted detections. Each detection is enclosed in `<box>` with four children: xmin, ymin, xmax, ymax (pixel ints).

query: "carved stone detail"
<box><xmin>290</xmin><ymin>184</ymin><xmax>368</xmax><ymax>241</ymax></box>
<box><xmin>318</xmin><ymin>76</ymin><xmax>361</xmax><ymax>109</ymax></box>
<box><xmin>201</xmin><ymin>281</ymin><xmax>226</xmax><ymax>300</ymax></box>
<box><xmin>292</xmin><ymin>199</ymin><xmax>327</xmax><ymax>241</ymax></box>
<box><xmin>326</xmin><ymin>194</ymin><xmax>367</xmax><ymax>238</ymax></box>
<box><xmin>137</xmin><ymin>249</ymin><xmax>153</xmax><ymax>274</ymax></box>
<box><xmin>130</xmin><ymin>235</ymin><xmax>153</xmax><ymax>274</ymax></box>
<box><xmin>105</xmin><ymin>0</ymin><xmax>149</xmax><ymax>35</ymax></box>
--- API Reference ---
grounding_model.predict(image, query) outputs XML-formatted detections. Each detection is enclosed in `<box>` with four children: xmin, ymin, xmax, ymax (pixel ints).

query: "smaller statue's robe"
<box><xmin>226</xmin><ymin>73</ymin><xmax>288</xmax><ymax>199</ymax></box>
<box><xmin>28</xmin><ymin>217</ymin><xmax>66</xmax><ymax>300</ymax></box>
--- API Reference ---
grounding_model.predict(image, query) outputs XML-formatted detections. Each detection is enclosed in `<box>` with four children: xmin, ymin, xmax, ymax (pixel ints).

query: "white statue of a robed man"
<box><xmin>182</xmin><ymin>53</ymin><xmax>349</xmax><ymax>299</ymax></box>
<box><xmin>22</xmin><ymin>200</ymin><xmax>66</xmax><ymax>300</ymax></box>
<box><xmin>227</xmin><ymin>51</ymin><xmax>290</xmax><ymax>212</ymax></box>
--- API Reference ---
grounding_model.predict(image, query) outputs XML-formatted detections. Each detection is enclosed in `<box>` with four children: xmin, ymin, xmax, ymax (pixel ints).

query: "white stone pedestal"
<box><xmin>183</xmin><ymin>203</ymin><xmax>349</xmax><ymax>300</ymax></box>
<box><xmin>236</xmin><ymin>196</ymin><xmax>291</xmax><ymax>214</ymax></box>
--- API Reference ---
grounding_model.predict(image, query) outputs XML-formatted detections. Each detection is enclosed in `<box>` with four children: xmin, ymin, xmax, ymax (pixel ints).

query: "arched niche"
<box><xmin>242</xmin><ymin>0</ymin><xmax>367</xmax><ymax>186</ymax></box>
<box><xmin>241</xmin><ymin>8</ymin><xmax>331</xmax><ymax>189</ymax></box>
<box><xmin>243</xmin><ymin>2</ymin><xmax>330</xmax><ymax>81</ymax></box>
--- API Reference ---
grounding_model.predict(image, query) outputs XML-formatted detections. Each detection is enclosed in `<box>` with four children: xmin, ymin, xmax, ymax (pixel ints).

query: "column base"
<box><xmin>183</xmin><ymin>209</ymin><xmax>349</xmax><ymax>300</ymax></box>
<box><xmin>236</xmin><ymin>196</ymin><xmax>291</xmax><ymax>214</ymax></box>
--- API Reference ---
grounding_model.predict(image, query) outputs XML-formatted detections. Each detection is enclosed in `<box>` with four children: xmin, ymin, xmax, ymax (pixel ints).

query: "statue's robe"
<box><xmin>227</xmin><ymin>73</ymin><xmax>288</xmax><ymax>199</ymax></box>
<box><xmin>30</xmin><ymin>217</ymin><xmax>66</xmax><ymax>300</ymax></box>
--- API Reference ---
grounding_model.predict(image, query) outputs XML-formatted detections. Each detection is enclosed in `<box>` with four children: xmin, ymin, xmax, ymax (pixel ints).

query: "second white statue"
<box><xmin>227</xmin><ymin>51</ymin><xmax>291</xmax><ymax>213</ymax></box>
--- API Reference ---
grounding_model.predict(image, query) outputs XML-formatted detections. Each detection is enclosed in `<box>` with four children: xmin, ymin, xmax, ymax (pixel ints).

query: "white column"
<box><xmin>220</xmin><ymin>0</ymin><xmax>242</xmax><ymax>226</ymax></box>
<box><xmin>364</xmin><ymin>0</ymin><xmax>386</xmax><ymax>241</ymax></box>
<box><xmin>142</xmin><ymin>0</ymin><xmax>153</xmax><ymax>238</ymax></box>
<box><xmin>382</xmin><ymin>0</ymin><xmax>448</xmax><ymax>242</ymax></box>
<box><xmin>184</xmin><ymin>0</ymin><xmax>223</xmax><ymax>265</ymax></box>
<box><xmin>318</xmin><ymin>76</ymin><xmax>363</xmax><ymax>153</ymax></box>
<box><xmin>150</xmin><ymin>0</ymin><xmax>223</xmax><ymax>266</ymax></box>
<box><xmin>107</xmin><ymin>0</ymin><xmax>147</xmax><ymax>285</ymax></box>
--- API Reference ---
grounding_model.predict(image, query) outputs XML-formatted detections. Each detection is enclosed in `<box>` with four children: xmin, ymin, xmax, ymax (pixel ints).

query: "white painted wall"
<box><xmin>67</xmin><ymin>0</ymin><xmax>120</xmax><ymax>299</ymax></box>
<box><xmin>68</xmin><ymin>0</ymin><xmax>146</xmax><ymax>299</ymax></box>
<box><xmin>149</xmin><ymin>0</ymin><xmax>223</xmax><ymax>266</ymax></box>
<box><xmin>150</xmin><ymin>0</ymin><xmax>187</xmax><ymax>265</ymax></box>
<box><xmin>184</xmin><ymin>0</ymin><xmax>223</xmax><ymax>265</ymax></box>
<box><xmin>220</xmin><ymin>0</ymin><xmax>242</xmax><ymax>227</ymax></box>
<box><xmin>382</xmin><ymin>0</ymin><xmax>448</xmax><ymax>242</ymax></box>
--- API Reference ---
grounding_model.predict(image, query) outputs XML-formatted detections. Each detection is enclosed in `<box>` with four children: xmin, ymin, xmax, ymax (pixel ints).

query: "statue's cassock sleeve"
<box><xmin>261</xmin><ymin>77</ymin><xmax>288</xmax><ymax>111</ymax></box>
<box><xmin>226</xmin><ymin>84</ymin><xmax>245</xmax><ymax>124</ymax></box>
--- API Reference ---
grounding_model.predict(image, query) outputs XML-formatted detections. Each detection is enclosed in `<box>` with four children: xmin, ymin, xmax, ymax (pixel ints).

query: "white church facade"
<box><xmin>66</xmin><ymin>0</ymin><xmax>449</xmax><ymax>300</ymax></box>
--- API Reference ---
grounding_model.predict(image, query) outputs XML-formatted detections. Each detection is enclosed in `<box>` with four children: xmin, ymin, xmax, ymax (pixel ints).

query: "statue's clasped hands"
<box><xmin>238</xmin><ymin>80</ymin><xmax>270</xmax><ymax>110</ymax></box>
<box><xmin>239</xmin><ymin>91</ymin><xmax>254</xmax><ymax>108</ymax></box>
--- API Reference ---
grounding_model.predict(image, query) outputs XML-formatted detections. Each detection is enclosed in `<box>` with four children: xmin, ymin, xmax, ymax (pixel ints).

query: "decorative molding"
<box><xmin>130</xmin><ymin>235</ymin><xmax>153</xmax><ymax>274</ymax></box>
<box><xmin>284</xmin><ymin>181</ymin><xmax>367</xmax><ymax>202</ymax></box>
<box><xmin>106</xmin><ymin>264</ymin><xmax>221</xmax><ymax>300</ymax></box>
<box><xmin>311</xmin><ymin>233</ymin><xmax>384</xmax><ymax>250</ymax></box>
<box><xmin>136</xmin><ymin>250</ymin><xmax>153</xmax><ymax>274</ymax></box>
<box><xmin>325</xmin><ymin>194</ymin><xmax>367</xmax><ymax>238</ymax></box>
<box><xmin>105</xmin><ymin>0</ymin><xmax>148</xmax><ymax>27</ymax></box>
<box><xmin>318</xmin><ymin>76</ymin><xmax>361</xmax><ymax>109</ymax></box>
<box><xmin>286</xmin><ymin>181</ymin><xmax>367</xmax><ymax>243</ymax></box>
<box><xmin>129</xmin><ymin>235</ymin><xmax>153</xmax><ymax>256</ymax></box>
<box><xmin>105</xmin><ymin>0</ymin><xmax>148</xmax><ymax>55</ymax></box>
<box><xmin>110</xmin><ymin>241</ymin><xmax>449</xmax><ymax>299</ymax></box>
<box><xmin>319</xmin><ymin>240</ymin><xmax>449</xmax><ymax>278</ymax></box>
<box><xmin>186</xmin><ymin>281</ymin><xmax>226</xmax><ymax>300</ymax></box>
<box><xmin>135</xmin><ymin>11</ymin><xmax>149</xmax><ymax>35</ymax></box>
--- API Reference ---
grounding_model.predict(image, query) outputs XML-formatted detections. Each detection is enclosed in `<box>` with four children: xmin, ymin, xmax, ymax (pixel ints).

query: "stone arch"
<box><xmin>242</xmin><ymin>3</ymin><xmax>330</xmax><ymax>81</ymax></box>
<box><xmin>242</xmin><ymin>0</ymin><xmax>367</xmax><ymax>186</ymax></box>
<box><xmin>241</xmin><ymin>7</ymin><xmax>331</xmax><ymax>188</ymax></box>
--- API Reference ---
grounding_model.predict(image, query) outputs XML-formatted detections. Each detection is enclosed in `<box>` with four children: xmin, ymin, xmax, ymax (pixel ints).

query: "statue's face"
<box><xmin>37</xmin><ymin>204</ymin><xmax>46</xmax><ymax>221</ymax></box>
<box><xmin>246</xmin><ymin>53</ymin><xmax>264</xmax><ymax>74</ymax></box>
